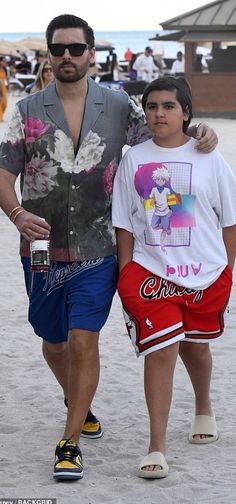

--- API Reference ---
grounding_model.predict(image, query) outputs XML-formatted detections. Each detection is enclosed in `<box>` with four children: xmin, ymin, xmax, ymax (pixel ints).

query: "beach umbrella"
<box><xmin>95</xmin><ymin>39</ymin><xmax>114</xmax><ymax>51</ymax></box>
<box><xmin>0</xmin><ymin>40</ymin><xmax>22</xmax><ymax>57</ymax></box>
<box><xmin>18</xmin><ymin>37</ymin><xmax>47</xmax><ymax>52</ymax></box>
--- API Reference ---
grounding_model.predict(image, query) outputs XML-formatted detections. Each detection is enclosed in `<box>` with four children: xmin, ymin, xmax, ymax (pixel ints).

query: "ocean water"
<box><xmin>0</xmin><ymin>30</ymin><xmax>183</xmax><ymax>61</ymax></box>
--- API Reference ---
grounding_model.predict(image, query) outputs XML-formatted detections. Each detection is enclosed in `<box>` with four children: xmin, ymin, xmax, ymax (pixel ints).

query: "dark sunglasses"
<box><xmin>43</xmin><ymin>67</ymin><xmax>52</xmax><ymax>72</ymax></box>
<box><xmin>48</xmin><ymin>43</ymin><xmax>89</xmax><ymax>57</ymax></box>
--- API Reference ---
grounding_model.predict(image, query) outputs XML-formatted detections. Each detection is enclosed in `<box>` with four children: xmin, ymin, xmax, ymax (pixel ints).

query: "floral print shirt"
<box><xmin>0</xmin><ymin>78</ymin><xmax>150</xmax><ymax>261</ymax></box>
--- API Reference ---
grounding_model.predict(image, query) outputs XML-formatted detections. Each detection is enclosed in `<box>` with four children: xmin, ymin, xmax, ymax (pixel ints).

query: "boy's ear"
<box><xmin>184</xmin><ymin>106</ymin><xmax>190</xmax><ymax>120</ymax></box>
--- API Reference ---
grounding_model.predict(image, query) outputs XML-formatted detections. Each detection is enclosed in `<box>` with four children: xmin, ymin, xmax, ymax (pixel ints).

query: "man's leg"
<box><xmin>42</xmin><ymin>336</ymin><xmax>102</xmax><ymax>439</ymax></box>
<box><xmin>42</xmin><ymin>340</ymin><xmax>69</xmax><ymax>397</ymax></box>
<box><xmin>142</xmin><ymin>341</ymin><xmax>179</xmax><ymax>473</ymax></box>
<box><xmin>179</xmin><ymin>341</ymin><xmax>213</xmax><ymax>440</ymax></box>
<box><xmin>53</xmin><ymin>328</ymin><xmax>100</xmax><ymax>480</ymax></box>
<box><xmin>63</xmin><ymin>328</ymin><xmax>100</xmax><ymax>441</ymax></box>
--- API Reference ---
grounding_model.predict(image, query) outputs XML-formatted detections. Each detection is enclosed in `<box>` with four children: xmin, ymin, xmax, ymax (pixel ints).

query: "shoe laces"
<box><xmin>56</xmin><ymin>439</ymin><xmax>82</xmax><ymax>463</ymax></box>
<box><xmin>85</xmin><ymin>409</ymin><xmax>98</xmax><ymax>424</ymax></box>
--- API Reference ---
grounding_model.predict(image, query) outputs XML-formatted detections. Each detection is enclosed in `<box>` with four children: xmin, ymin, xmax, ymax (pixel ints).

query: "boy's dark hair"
<box><xmin>46</xmin><ymin>14</ymin><xmax>95</xmax><ymax>48</ymax></box>
<box><xmin>142</xmin><ymin>76</ymin><xmax>193</xmax><ymax>132</ymax></box>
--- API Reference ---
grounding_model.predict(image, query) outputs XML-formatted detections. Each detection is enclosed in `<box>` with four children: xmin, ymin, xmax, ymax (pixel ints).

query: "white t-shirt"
<box><xmin>170</xmin><ymin>59</ymin><xmax>185</xmax><ymax>74</ymax></box>
<box><xmin>133</xmin><ymin>54</ymin><xmax>158</xmax><ymax>82</ymax></box>
<box><xmin>112</xmin><ymin>138</ymin><xmax>236</xmax><ymax>289</ymax></box>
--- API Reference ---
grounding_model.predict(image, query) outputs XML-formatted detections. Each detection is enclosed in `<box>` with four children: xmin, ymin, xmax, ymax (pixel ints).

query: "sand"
<box><xmin>0</xmin><ymin>95</ymin><xmax>236</xmax><ymax>504</ymax></box>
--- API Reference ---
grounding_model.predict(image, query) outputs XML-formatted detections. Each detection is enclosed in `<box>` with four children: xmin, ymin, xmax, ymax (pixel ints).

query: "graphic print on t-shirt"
<box><xmin>134</xmin><ymin>161</ymin><xmax>196</xmax><ymax>252</ymax></box>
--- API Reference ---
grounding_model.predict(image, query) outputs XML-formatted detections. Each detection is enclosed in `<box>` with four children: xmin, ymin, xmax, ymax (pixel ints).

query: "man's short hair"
<box><xmin>145</xmin><ymin>46</ymin><xmax>153</xmax><ymax>53</ymax></box>
<box><xmin>46</xmin><ymin>14</ymin><xmax>95</xmax><ymax>48</ymax></box>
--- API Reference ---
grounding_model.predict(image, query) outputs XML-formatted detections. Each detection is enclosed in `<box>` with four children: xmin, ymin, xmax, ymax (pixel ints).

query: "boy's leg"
<box><xmin>179</xmin><ymin>266</ymin><xmax>233</xmax><ymax>441</ymax></box>
<box><xmin>179</xmin><ymin>341</ymin><xmax>213</xmax><ymax>441</ymax></box>
<box><xmin>143</xmin><ymin>341</ymin><xmax>179</xmax><ymax>472</ymax></box>
<box><xmin>117</xmin><ymin>263</ymin><xmax>185</xmax><ymax>476</ymax></box>
<box><xmin>179</xmin><ymin>341</ymin><xmax>212</xmax><ymax>415</ymax></box>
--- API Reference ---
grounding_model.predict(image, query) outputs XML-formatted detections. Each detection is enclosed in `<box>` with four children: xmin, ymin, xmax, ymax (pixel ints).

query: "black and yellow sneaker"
<box><xmin>81</xmin><ymin>409</ymin><xmax>103</xmax><ymax>439</ymax></box>
<box><xmin>53</xmin><ymin>438</ymin><xmax>83</xmax><ymax>480</ymax></box>
<box><xmin>64</xmin><ymin>398</ymin><xmax>103</xmax><ymax>439</ymax></box>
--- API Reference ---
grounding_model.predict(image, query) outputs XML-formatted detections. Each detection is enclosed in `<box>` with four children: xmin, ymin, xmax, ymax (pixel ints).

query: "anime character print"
<box><xmin>134</xmin><ymin>161</ymin><xmax>196</xmax><ymax>254</ymax></box>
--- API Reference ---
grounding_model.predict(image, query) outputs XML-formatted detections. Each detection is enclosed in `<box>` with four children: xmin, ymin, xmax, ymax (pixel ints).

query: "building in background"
<box><xmin>150</xmin><ymin>0</ymin><xmax>236</xmax><ymax>117</ymax></box>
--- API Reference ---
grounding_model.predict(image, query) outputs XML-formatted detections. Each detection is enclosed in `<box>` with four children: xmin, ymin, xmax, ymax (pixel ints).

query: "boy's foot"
<box><xmin>64</xmin><ymin>398</ymin><xmax>103</xmax><ymax>439</ymax></box>
<box><xmin>189</xmin><ymin>414</ymin><xmax>218</xmax><ymax>444</ymax></box>
<box><xmin>53</xmin><ymin>438</ymin><xmax>83</xmax><ymax>480</ymax></box>
<box><xmin>139</xmin><ymin>451</ymin><xmax>169</xmax><ymax>479</ymax></box>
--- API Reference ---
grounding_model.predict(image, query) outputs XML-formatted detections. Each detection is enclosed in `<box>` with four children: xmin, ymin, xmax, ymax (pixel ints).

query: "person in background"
<box><xmin>152</xmin><ymin>40</ymin><xmax>165</xmax><ymax>74</ymax></box>
<box><xmin>15</xmin><ymin>54</ymin><xmax>32</xmax><ymax>74</ymax></box>
<box><xmin>171</xmin><ymin>51</ymin><xmax>185</xmax><ymax>75</ymax></box>
<box><xmin>128</xmin><ymin>53</ymin><xmax>138</xmax><ymax>80</ymax></box>
<box><xmin>33</xmin><ymin>51</ymin><xmax>45</xmax><ymax>75</ymax></box>
<box><xmin>0</xmin><ymin>56</ymin><xmax>8</xmax><ymax>122</ymax></box>
<box><xmin>30</xmin><ymin>59</ymin><xmax>54</xmax><ymax>93</ymax></box>
<box><xmin>87</xmin><ymin>61</ymin><xmax>102</xmax><ymax>79</ymax></box>
<box><xmin>111</xmin><ymin>52</ymin><xmax>122</xmax><ymax>81</ymax></box>
<box><xmin>112</xmin><ymin>76</ymin><xmax>236</xmax><ymax>479</ymax></box>
<box><xmin>124</xmin><ymin>47</ymin><xmax>133</xmax><ymax>71</ymax></box>
<box><xmin>133</xmin><ymin>46</ymin><xmax>159</xmax><ymax>82</ymax></box>
<box><xmin>0</xmin><ymin>13</ymin><xmax>218</xmax><ymax>481</ymax></box>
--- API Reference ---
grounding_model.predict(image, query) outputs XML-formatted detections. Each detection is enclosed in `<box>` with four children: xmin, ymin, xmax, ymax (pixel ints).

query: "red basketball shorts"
<box><xmin>117</xmin><ymin>262</ymin><xmax>233</xmax><ymax>357</ymax></box>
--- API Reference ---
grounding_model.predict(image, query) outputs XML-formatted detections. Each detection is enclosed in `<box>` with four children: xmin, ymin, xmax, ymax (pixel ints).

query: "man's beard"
<box><xmin>53</xmin><ymin>62</ymin><xmax>88</xmax><ymax>82</ymax></box>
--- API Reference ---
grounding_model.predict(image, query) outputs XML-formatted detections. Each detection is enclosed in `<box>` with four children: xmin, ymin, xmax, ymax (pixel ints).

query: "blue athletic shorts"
<box><xmin>21</xmin><ymin>256</ymin><xmax>118</xmax><ymax>343</ymax></box>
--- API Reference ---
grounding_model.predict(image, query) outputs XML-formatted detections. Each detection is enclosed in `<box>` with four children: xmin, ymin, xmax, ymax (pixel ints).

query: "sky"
<box><xmin>0</xmin><ymin>0</ymin><xmax>212</xmax><ymax>32</ymax></box>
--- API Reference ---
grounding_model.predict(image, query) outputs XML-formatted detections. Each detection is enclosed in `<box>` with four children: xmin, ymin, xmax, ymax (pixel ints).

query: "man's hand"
<box><xmin>195</xmin><ymin>122</ymin><xmax>218</xmax><ymax>153</ymax></box>
<box><xmin>14</xmin><ymin>210</ymin><xmax>51</xmax><ymax>241</ymax></box>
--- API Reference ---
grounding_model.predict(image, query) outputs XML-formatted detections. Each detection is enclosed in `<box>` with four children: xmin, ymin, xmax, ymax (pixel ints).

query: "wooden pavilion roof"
<box><xmin>160</xmin><ymin>0</ymin><xmax>236</xmax><ymax>31</ymax></box>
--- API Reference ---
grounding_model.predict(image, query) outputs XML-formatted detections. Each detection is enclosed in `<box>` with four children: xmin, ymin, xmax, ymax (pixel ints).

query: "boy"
<box><xmin>112</xmin><ymin>77</ymin><xmax>236</xmax><ymax>479</ymax></box>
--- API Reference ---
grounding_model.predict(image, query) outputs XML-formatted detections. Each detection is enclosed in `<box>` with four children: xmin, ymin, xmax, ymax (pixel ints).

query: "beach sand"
<box><xmin>0</xmin><ymin>95</ymin><xmax>236</xmax><ymax>504</ymax></box>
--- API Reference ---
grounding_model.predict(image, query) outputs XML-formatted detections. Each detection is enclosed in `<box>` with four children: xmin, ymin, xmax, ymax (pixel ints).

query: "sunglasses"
<box><xmin>43</xmin><ymin>67</ymin><xmax>53</xmax><ymax>72</ymax></box>
<box><xmin>48</xmin><ymin>43</ymin><xmax>89</xmax><ymax>57</ymax></box>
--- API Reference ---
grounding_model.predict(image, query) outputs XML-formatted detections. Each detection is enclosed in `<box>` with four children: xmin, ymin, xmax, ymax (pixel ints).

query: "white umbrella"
<box><xmin>95</xmin><ymin>39</ymin><xmax>114</xmax><ymax>51</ymax></box>
<box><xmin>0</xmin><ymin>40</ymin><xmax>22</xmax><ymax>57</ymax></box>
<box><xmin>18</xmin><ymin>37</ymin><xmax>47</xmax><ymax>52</ymax></box>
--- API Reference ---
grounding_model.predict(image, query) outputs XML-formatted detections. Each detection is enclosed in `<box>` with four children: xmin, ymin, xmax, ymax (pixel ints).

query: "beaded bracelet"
<box><xmin>12</xmin><ymin>209</ymin><xmax>24</xmax><ymax>224</ymax></box>
<box><xmin>8</xmin><ymin>206</ymin><xmax>23</xmax><ymax>221</ymax></box>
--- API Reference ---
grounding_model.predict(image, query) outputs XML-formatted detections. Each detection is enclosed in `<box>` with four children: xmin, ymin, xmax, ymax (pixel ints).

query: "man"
<box><xmin>15</xmin><ymin>54</ymin><xmax>32</xmax><ymax>74</ymax></box>
<box><xmin>0</xmin><ymin>14</ymin><xmax>217</xmax><ymax>481</ymax></box>
<box><xmin>33</xmin><ymin>51</ymin><xmax>45</xmax><ymax>75</ymax></box>
<box><xmin>124</xmin><ymin>47</ymin><xmax>133</xmax><ymax>70</ymax></box>
<box><xmin>133</xmin><ymin>46</ymin><xmax>158</xmax><ymax>82</ymax></box>
<box><xmin>171</xmin><ymin>51</ymin><xmax>185</xmax><ymax>75</ymax></box>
